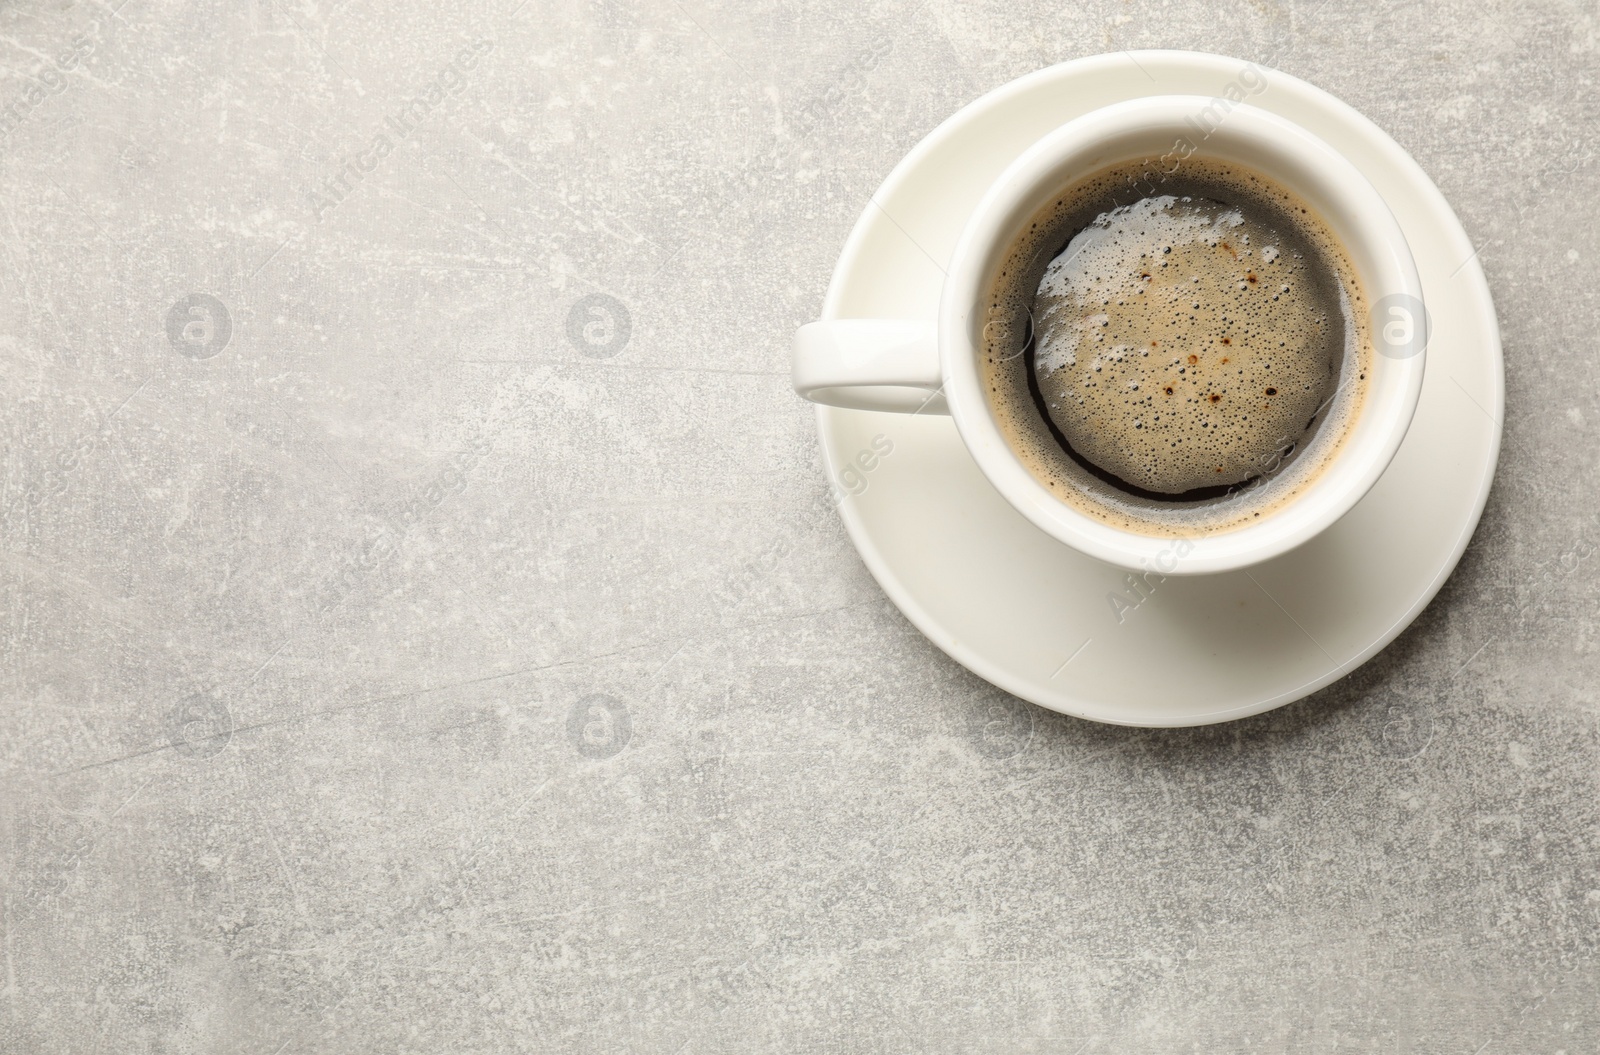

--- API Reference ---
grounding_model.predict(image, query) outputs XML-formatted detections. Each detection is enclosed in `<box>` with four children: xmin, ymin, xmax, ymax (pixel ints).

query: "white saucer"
<box><xmin>816</xmin><ymin>51</ymin><xmax>1503</xmax><ymax>727</ymax></box>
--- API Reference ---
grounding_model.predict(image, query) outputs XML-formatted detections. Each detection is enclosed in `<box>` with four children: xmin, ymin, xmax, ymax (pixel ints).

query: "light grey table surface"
<box><xmin>2</xmin><ymin>0</ymin><xmax>1596</xmax><ymax>1051</ymax></box>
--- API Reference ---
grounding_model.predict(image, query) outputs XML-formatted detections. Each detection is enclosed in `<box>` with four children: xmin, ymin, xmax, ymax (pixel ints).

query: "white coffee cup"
<box><xmin>792</xmin><ymin>95</ymin><xmax>1426</xmax><ymax>575</ymax></box>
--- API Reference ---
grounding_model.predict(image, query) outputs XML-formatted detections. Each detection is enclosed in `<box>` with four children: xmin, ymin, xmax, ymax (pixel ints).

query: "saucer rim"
<box><xmin>815</xmin><ymin>49</ymin><xmax>1504</xmax><ymax>727</ymax></box>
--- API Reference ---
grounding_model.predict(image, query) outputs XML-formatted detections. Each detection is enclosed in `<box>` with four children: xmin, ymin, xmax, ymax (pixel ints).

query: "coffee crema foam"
<box><xmin>980</xmin><ymin>156</ymin><xmax>1371</xmax><ymax>537</ymax></box>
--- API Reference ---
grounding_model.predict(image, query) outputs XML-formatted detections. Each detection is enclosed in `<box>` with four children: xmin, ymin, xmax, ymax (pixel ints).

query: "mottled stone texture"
<box><xmin>0</xmin><ymin>0</ymin><xmax>1595</xmax><ymax>1051</ymax></box>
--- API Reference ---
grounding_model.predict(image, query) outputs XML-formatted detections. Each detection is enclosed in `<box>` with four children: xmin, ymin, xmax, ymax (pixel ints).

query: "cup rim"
<box><xmin>940</xmin><ymin>94</ymin><xmax>1427</xmax><ymax>575</ymax></box>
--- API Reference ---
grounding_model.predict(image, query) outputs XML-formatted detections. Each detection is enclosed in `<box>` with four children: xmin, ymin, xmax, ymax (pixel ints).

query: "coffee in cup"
<box><xmin>980</xmin><ymin>155</ymin><xmax>1371</xmax><ymax>536</ymax></box>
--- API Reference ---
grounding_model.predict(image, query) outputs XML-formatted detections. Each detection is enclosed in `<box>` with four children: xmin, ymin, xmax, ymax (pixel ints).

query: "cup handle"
<box><xmin>791</xmin><ymin>319</ymin><xmax>947</xmax><ymax>414</ymax></box>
